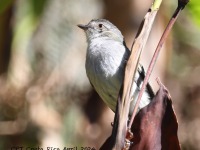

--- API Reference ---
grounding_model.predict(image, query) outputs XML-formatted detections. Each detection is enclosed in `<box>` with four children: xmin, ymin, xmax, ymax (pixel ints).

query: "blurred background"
<box><xmin>0</xmin><ymin>0</ymin><xmax>200</xmax><ymax>149</ymax></box>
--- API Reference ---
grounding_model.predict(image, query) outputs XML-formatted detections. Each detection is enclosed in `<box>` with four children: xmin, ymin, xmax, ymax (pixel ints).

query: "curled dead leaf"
<box><xmin>130</xmin><ymin>84</ymin><xmax>180</xmax><ymax>150</ymax></box>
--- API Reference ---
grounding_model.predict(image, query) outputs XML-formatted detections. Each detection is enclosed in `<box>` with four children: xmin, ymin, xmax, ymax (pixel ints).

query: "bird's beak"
<box><xmin>77</xmin><ymin>24</ymin><xmax>89</xmax><ymax>30</ymax></box>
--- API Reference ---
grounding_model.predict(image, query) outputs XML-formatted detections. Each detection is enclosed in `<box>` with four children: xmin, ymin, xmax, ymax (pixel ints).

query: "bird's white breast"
<box><xmin>86</xmin><ymin>38</ymin><xmax>128</xmax><ymax>111</ymax></box>
<box><xmin>85</xmin><ymin>37</ymin><xmax>151</xmax><ymax>113</ymax></box>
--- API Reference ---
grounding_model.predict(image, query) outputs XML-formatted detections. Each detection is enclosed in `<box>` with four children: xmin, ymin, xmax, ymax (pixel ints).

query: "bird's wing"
<box><xmin>123</xmin><ymin>40</ymin><xmax>154</xmax><ymax>99</ymax></box>
<box><xmin>137</xmin><ymin>64</ymin><xmax>155</xmax><ymax>99</ymax></box>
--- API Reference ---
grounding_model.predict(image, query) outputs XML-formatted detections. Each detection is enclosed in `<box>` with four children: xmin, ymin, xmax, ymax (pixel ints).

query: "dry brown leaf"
<box><xmin>130</xmin><ymin>84</ymin><xmax>180</xmax><ymax>150</ymax></box>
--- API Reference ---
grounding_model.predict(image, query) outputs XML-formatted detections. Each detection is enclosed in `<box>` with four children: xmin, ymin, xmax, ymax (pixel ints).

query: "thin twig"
<box><xmin>114</xmin><ymin>0</ymin><xmax>163</xmax><ymax>148</ymax></box>
<box><xmin>114</xmin><ymin>1</ymin><xmax>163</xmax><ymax>149</ymax></box>
<box><xmin>128</xmin><ymin>0</ymin><xmax>189</xmax><ymax>129</ymax></box>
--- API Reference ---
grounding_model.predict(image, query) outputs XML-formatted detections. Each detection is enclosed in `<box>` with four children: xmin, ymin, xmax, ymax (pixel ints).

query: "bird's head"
<box><xmin>78</xmin><ymin>19</ymin><xmax>124</xmax><ymax>43</ymax></box>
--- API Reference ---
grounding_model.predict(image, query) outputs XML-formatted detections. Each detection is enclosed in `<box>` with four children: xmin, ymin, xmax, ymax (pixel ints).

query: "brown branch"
<box><xmin>128</xmin><ymin>0</ymin><xmax>189</xmax><ymax>130</ymax></box>
<box><xmin>113</xmin><ymin>1</ymin><xmax>163</xmax><ymax>149</ymax></box>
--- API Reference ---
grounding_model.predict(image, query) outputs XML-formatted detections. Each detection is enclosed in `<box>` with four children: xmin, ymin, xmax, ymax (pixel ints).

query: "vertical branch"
<box><xmin>114</xmin><ymin>0</ymin><xmax>163</xmax><ymax>149</ymax></box>
<box><xmin>128</xmin><ymin>0</ymin><xmax>189</xmax><ymax>129</ymax></box>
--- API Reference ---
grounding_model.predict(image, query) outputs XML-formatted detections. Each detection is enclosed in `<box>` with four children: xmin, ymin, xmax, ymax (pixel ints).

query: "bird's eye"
<box><xmin>98</xmin><ymin>24</ymin><xmax>103</xmax><ymax>28</ymax></box>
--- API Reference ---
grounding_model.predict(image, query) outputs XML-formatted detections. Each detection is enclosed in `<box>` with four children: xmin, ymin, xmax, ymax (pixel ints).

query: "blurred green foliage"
<box><xmin>0</xmin><ymin>0</ymin><xmax>47</xmax><ymax>16</ymax></box>
<box><xmin>30</xmin><ymin>0</ymin><xmax>47</xmax><ymax>17</ymax></box>
<box><xmin>188</xmin><ymin>0</ymin><xmax>200</xmax><ymax>26</ymax></box>
<box><xmin>0</xmin><ymin>0</ymin><xmax>13</xmax><ymax>14</ymax></box>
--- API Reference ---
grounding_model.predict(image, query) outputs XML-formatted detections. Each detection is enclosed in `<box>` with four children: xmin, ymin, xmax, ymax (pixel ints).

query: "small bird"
<box><xmin>78</xmin><ymin>19</ymin><xmax>154</xmax><ymax>115</ymax></box>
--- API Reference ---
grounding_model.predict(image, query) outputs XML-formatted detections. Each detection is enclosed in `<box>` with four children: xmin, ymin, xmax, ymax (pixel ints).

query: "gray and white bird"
<box><xmin>78</xmin><ymin>19</ymin><xmax>154</xmax><ymax>115</ymax></box>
